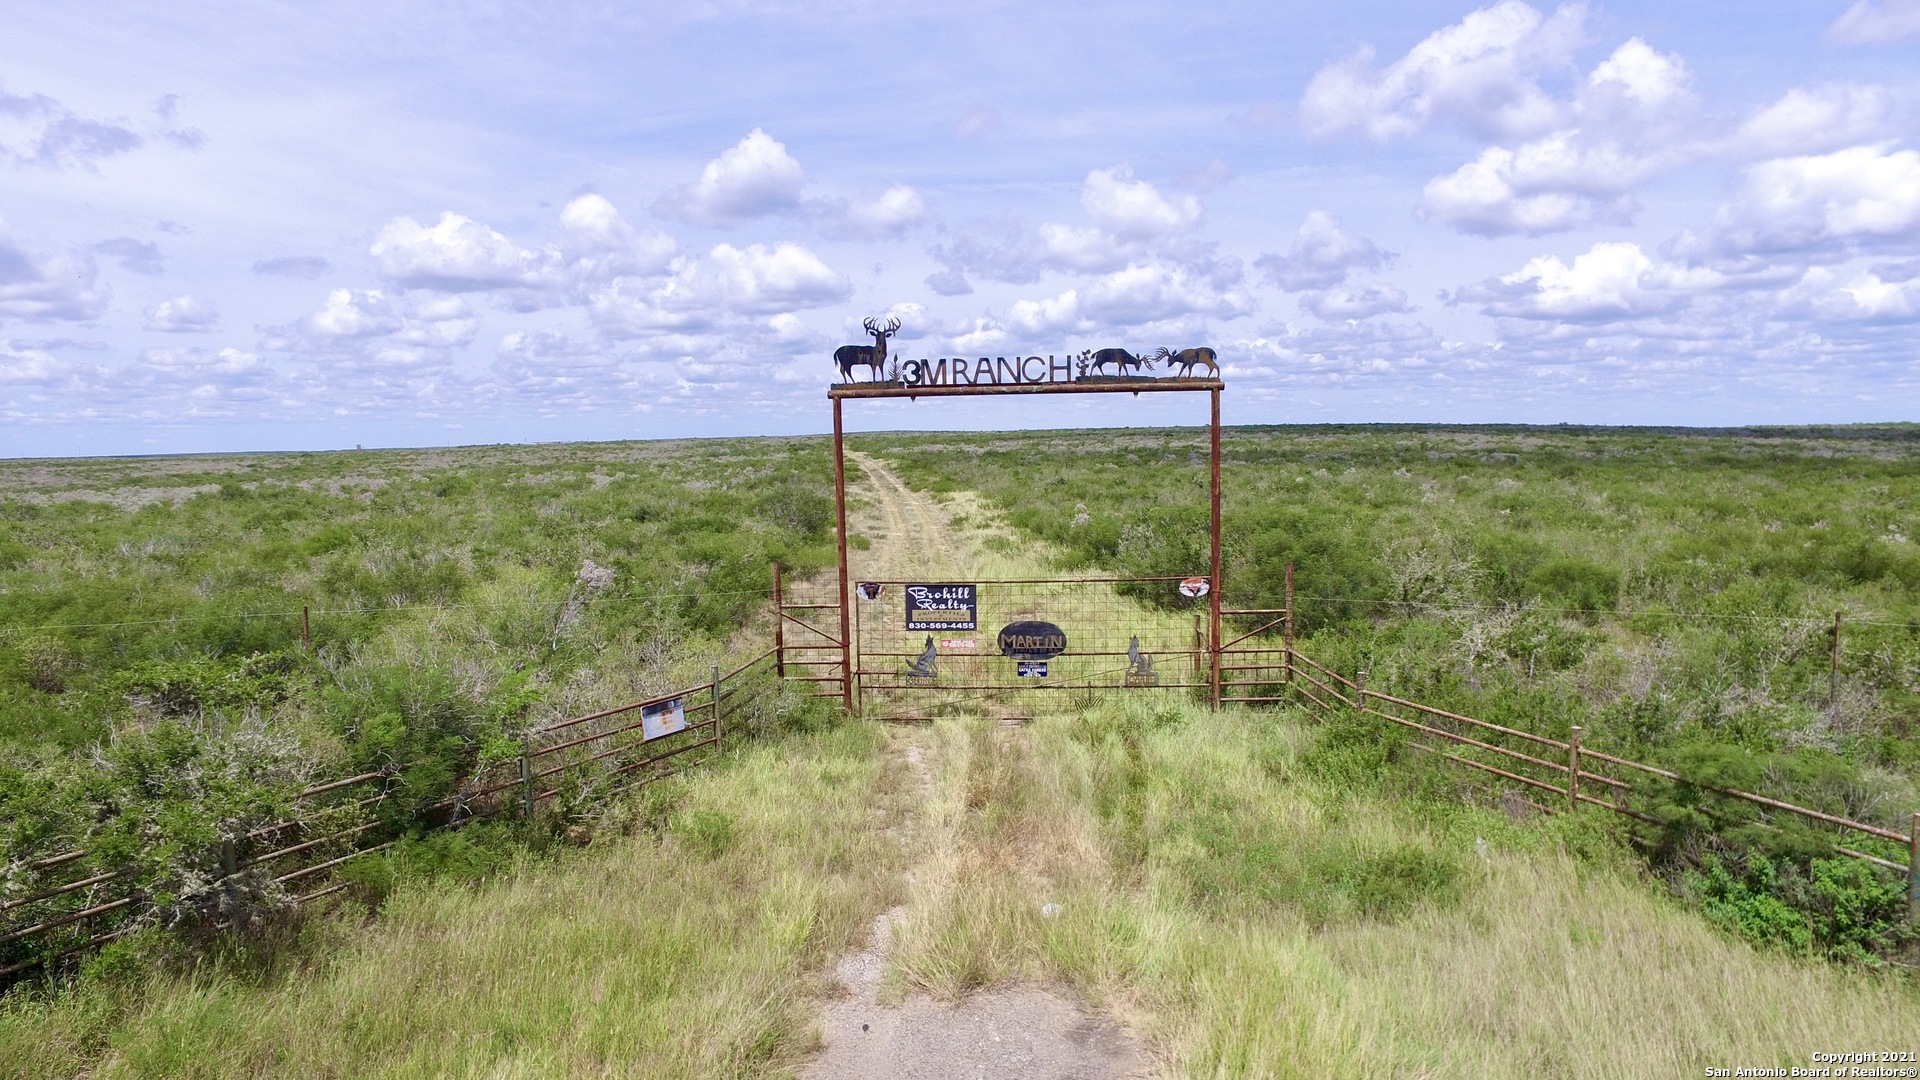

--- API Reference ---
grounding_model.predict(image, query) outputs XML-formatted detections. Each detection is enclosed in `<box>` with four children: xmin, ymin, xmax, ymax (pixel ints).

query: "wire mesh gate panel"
<box><xmin>853</xmin><ymin>576</ymin><xmax>1210</xmax><ymax>720</ymax></box>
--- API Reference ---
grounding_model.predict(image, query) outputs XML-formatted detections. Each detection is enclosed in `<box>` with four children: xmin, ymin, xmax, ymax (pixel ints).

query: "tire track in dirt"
<box><xmin>803</xmin><ymin>453</ymin><xmax>1151</xmax><ymax>1080</ymax></box>
<box><xmin>846</xmin><ymin>451</ymin><xmax>971</xmax><ymax>581</ymax></box>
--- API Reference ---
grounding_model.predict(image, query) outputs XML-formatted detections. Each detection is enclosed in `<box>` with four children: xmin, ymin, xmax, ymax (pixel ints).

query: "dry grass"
<box><xmin>881</xmin><ymin>698</ymin><xmax>1920</xmax><ymax>1078</ymax></box>
<box><xmin>0</xmin><ymin>720</ymin><xmax>914</xmax><ymax>1079</ymax></box>
<box><xmin>7</xmin><ymin>452</ymin><xmax>1918</xmax><ymax>1078</ymax></box>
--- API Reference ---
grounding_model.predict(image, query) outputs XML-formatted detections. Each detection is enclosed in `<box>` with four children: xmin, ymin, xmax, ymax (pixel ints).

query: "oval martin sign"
<box><xmin>998</xmin><ymin>621</ymin><xmax>1067</xmax><ymax>660</ymax></box>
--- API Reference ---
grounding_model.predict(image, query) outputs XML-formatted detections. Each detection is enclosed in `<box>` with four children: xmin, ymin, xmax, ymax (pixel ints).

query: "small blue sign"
<box><xmin>1016</xmin><ymin>661</ymin><xmax>1048</xmax><ymax>678</ymax></box>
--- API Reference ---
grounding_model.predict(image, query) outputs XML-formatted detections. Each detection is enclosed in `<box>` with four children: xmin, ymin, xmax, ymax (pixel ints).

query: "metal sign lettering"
<box><xmin>905</xmin><ymin>584</ymin><xmax>977</xmax><ymax>630</ymax></box>
<box><xmin>998</xmin><ymin>620</ymin><xmax>1067</xmax><ymax>660</ymax></box>
<box><xmin>901</xmin><ymin>355</ymin><xmax>1076</xmax><ymax>388</ymax></box>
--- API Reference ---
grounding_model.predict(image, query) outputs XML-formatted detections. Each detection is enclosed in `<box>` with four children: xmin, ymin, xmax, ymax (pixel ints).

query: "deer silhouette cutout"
<box><xmin>835</xmin><ymin>316</ymin><xmax>901</xmax><ymax>382</ymax></box>
<box><xmin>1083</xmin><ymin>348</ymin><xmax>1154</xmax><ymax>377</ymax></box>
<box><xmin>1153</xmin><ymin>347</ymin><xmax>1218</xmax><ymax>378</ymax></box>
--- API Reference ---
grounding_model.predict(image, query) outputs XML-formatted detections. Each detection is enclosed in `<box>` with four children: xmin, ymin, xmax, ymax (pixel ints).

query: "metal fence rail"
<box><xmin>1259</xmin><ymin>637</ymin><xmax>1920</xmax><ymax>917</ymax></box>
<box><xmin>1</xmin><ymin>649</ymin><xmax>779</xmax><ymax>984</ymax></box>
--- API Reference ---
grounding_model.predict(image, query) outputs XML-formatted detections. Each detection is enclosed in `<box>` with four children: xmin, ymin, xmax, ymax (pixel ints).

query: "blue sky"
<box><xmin>4</xmin><ymin>0</ymin><xmax>1920</xmax><ymax>456</ymax></box>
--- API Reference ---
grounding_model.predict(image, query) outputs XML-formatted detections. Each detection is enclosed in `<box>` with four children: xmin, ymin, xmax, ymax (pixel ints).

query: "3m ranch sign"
<box><xmin>900</xmin><ymin>356</ymin><xmax>1077</xmax><ymax>388</ymax></box>
<box><xmin>905</xmin><ymin>584</ymin><xmax>978</xmax><ymax>631</ymax></box>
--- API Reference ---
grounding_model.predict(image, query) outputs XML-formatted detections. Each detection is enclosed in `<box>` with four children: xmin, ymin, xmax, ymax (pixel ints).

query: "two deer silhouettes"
<box><xmin>833</xmin><ymin>316</ymin><xmax>1218</xmax><ymax>382</ymax></box>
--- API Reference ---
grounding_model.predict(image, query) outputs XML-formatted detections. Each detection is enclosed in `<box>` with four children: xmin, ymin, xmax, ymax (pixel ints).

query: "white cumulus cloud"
<box><xmin>262</xmin><ymin>289</ymin><xmax>477</xmax><ymax>371</ymax></box>
<box><xmin>1707</xmin><ymin>143</ymin><xmax>1920</xmax><ymax>255</ymax></box>
<box><xmin>0</xmin><ymin>339</ymin><xmax>83</xmax><ymax>385</ymax></box>
<box><xmin>654</xmin><ymin>128</ymin><xmax>806</xmax><ymax>226</ymax></box>
<box><xmin>1829</xmin><ymin>1</ymin><xmax>1920</xmax><ymax>44</ymax></box>
<box><xmin>144</xmin><ymin>294</ymin><xmax>220</xmax><ymax>332</ymax></box>
<box><xmin>1256</xmin><ymin>211</ymin><xmax>1390</xmax><ymax>291</ymax></box>
<box><xmin>1416</xmin><ymin>37</ymin><xmax>1695</xmax><ymax>235</ymax></box>
<box><xmin>590</xmin><ymin>242</ymin><xmax>850</xmax><ymax>337</ymax></box>
<box><xmin>1722</xmin><ymin>85</ymin><xmax>1898</xmax><ymax>161</ymax></box>
<box><xmin>1008</xmin><ymin>262</ymin><xmax>1254</xmax><ymax>334</ymax></box>
<box><xmin>0</xmin><ymin>81</ymin><xmax>142</xmax><ymax>169</ymax></box>
<box><xmin>1775</xmin><ymin>266</ymin><xmax>1920</xmax><ymax>322</ymax></box>
<box><xmin>1081</xmin><ymin>166</ymin><xmax>1201</xmax><ymax>239</ymax></box>
<box><xmin>831</xmin><ymin>184</ymin><xmax>932</xmax><ymax>239</ymax></box>
<box><xmin>371</xmin><ymin>211</ymin><xmax>551</xmax><ymax>292</ymax></box>
<box><xmin>1454</xmin><ymin>241</ymin><xmax>1724</xmax><ymax>321</ymax></box>
<box><xmin>1300</xmin><ymin>1</ymin><xmax>1584</xmax><ymax>141</ymax></box>
<box><xmin>1299</xmin><ymin>284</ymin><xmax>1413</xmax><ymax>321</ymax></box>
<box><xmin>138</xmin><ymin>346</ymin><xmax>267</xmax><ymax>380</ymax></box>
<box><xmin>948</xmin><ymin>166</ymin><xmax>1211</xmax><ymax>281</ymax></box>
<box><xmin>0</xmin><ymin>232</ymin><xmax>109</xmax><ymax>324</ymax></box>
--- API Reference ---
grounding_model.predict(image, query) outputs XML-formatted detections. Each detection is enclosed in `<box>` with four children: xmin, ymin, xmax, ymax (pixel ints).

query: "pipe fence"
<box><xmin>1267</xmin><ymin>643</ymin><xmax>1920</xmax><ymax>918</ymax></box>
<box><xmin>1</xmin><ymin>649</ymin><xmax>779</xmax><ymax>984</ymax></box>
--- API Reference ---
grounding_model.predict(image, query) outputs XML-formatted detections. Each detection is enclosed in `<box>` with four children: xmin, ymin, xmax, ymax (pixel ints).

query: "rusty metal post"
<box><xmin>1209</xmin><ymin>386</ymin><xmax>1223</xmax><ymax>710</ymax></box>
<box><xmin>771</xmin><ymin>561</ymin><xmax>786</xmax><ymax>680</ymax></box>
<box><xmin>1830</xmin><ymin>611</ymin><xmax>1843</xmax><ymax>705</ymax></box>
<box><xmin>832</xmin><ymin>398</ymin><xmax>855</xmax><ymax>713</ymax></box>
<box><xmin>712</xmin><ymin>664</ymin><xmax>722</xmax><ymax>746</ymax></box>
<box><xmin>302</xmin><ymin>605</ymin><xmax>310</xmax><ymax>650</ymax></box>
<box><xmin>1568</xmin><ymin>726</ymin><xmax>1583</xmax><ymax>813</ymax></box>
<box><xmin>519</xmin><ymin>743</ymin><xmax>533</xmax><ymax>820</ymax></box>
<box><xmin>1910</xmin><ymin>812</ymin><xmax>1919</xmax><ymax>921</ymax></box>
<box><xmin>1283</xmin><ymin>562</ymin><xmax>1295</xmax><ymax>684</ymax></box>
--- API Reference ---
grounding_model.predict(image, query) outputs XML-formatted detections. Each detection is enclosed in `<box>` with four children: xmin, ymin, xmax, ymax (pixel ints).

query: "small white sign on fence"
<box><xmin>641</xmin><ymin>697</ymin><xmax>687</xmax><ymax>741</ymax></box>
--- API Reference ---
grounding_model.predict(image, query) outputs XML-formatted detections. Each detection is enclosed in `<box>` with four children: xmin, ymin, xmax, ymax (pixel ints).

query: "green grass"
<box><xmin>885</xmin><ymin>699</ymin><xmax>1920</xmax><ymax>1077</ymax></box>
<box><xmin>1</xmin><ymin>438</ymin><xmax>839</xmax><ymax>969</ymax></box>
<box><xmin>0</xmin><ymin>438</ymin><xmax>835</xmax><ymax>755</ymax></box>
<box><xmin>6</xmin><ymin>425</ymin><xmax>1920</xmax><ymax>1075</ymax></box>
<box><xmin>0</xmin><ymin>716</ymin><xmax>912</xmax><ymax>1079</ymax></box>
<box><xmin>869</xmin><ymin>423</ymin><xmax>1920</xmax><ymax>961</ymax></box>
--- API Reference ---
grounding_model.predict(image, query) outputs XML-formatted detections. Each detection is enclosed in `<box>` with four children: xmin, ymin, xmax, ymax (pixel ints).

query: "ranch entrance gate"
<box><xmin>771</xmin><ymin>346</ymin><xmax>1289</xmax><ymax>720</ymax></box>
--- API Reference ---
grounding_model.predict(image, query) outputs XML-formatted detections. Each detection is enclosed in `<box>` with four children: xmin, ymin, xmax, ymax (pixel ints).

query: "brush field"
<box><xmin>3</xmin><ymin>425</ymin><xmax>1918</xmax><ymax>1077</ymax></box>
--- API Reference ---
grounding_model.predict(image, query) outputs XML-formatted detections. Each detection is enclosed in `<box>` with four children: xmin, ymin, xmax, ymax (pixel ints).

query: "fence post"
<box><xmin>712</xmin><ymin>664</ymin><xmax>722</xmax><ymax>747</ymax></box>
<box><xmin>771</xmin><ymin>562</ymin><xmax>786</xmax><ymax>680</ymax></box>
<box><xmin>519</xmin><ymin>742</ymin><xmax>534</xmax><ymax>820</ymax></box>
<box><xmin>1283</xmin><ymin>562</ymin><xmax>1295</xmax><ymax>685</ymax></box>
<box><xmin>1568</xmin><ymin>726</ymin><xmax>1583</xmax><ymax>813</ymax></box>
<box><xmin>1208</xmin><ymin>385</ymin><xmax>1223</xmax><ymax>713</ymax></box>
<box><xmin>1830</xmin><ymin>611</ymin><xmax>1843</xmax><ymax>705</ymax></box>
<box><xmin>302</xmin><ymin>605</ymin><xmax>311</xmax><ymax>650</ymax></box>
<box><xmin>1354</xmin><ymin>670</ymin><xmax>1368</xmax><ymax>712</ymax></box>
<box><xmin>1910</xmin><ymin>812</ymin><xmax>1918</xmax><ymax>921</ymax></box>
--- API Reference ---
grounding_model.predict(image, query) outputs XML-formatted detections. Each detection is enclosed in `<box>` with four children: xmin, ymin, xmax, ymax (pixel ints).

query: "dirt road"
<box><xmin>800</xmin><ymin>454</ymin><xmax>1151</xmax><ymax>1080</ymax></box>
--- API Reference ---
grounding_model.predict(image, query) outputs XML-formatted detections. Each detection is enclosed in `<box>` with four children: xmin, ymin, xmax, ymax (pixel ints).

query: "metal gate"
<box><xmin>1217</xmin><ymin>564</ymin><xmax>1295</xmax><ymax>706</ymax></box>
<box><xmin>850</xmin><ymin>575</ymin><xmax>1212</xmax><ymax>720</ymax></box>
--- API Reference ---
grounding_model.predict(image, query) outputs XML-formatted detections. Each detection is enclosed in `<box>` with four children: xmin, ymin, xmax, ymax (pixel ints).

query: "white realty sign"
<box><xmin>640</xmin><ymin>697</ymin><xmax>687</xmax><ymax>741</ymax></box>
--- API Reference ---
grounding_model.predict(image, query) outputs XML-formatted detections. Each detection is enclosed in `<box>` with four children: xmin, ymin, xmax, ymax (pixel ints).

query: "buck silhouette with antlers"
<box><xmin>1152</xmin><ymin>346</ymin><xmax>1219</xmax><ymax>378</ymax></box>
<box><xmin>834</xmin><ymin>316</ymin><xmax>901</xmax><ymax>382</ymax></box>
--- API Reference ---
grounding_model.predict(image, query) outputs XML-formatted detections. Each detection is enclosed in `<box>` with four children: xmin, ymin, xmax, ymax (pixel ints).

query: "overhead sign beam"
<box><xmin>829</xmin><ymin>377</ymin><xmax>1222</xmax><ymax>400</ymax></box>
